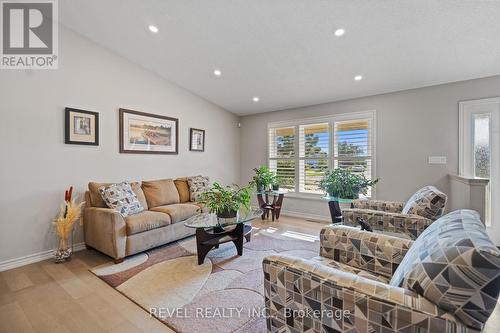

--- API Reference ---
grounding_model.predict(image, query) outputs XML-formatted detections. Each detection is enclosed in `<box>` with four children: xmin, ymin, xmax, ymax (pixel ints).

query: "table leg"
<box><xmin>232</xmin><ymin>223</ymin><xmax>244</xmax><ymax>256</ymax></box>
<box><xmin>274</xmin><ymin>194</ymin><xmax>284</xmax><ymax>220</ymax></box>
<box><xmin>328</xmin><ymin>200</ymin><xmax>343</xmax><ymax>223</ymax></box>
<box><xmin>257</xmin><ymin>194</ymin><xmax>267</xmax><ymax>220</ymax></box>
<box><xmin>195</xmin><ymin>228</ymin><xmax>214</xmax><ymax>265</ymax></box>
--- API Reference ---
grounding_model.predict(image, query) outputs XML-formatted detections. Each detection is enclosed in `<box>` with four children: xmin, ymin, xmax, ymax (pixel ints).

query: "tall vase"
<box><xmin>54</xmin><ymin>228</ymin><xmax>73</xmax><ymax>263</ymax></box>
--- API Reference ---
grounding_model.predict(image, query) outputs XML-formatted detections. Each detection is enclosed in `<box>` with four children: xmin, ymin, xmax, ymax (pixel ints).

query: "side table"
<box><xmin>256</xmin><ymin>190</ymin><xmax>286</xmax><ymax>221</ymax></box>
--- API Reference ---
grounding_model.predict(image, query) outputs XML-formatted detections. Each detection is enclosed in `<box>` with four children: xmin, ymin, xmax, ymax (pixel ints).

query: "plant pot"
<box><xmin>272</xmin><ymin>184</ymin><xmax>279</xmax><ymax>191</ymax></box>
<box><xmin>217</xmin><ymin>209</ymin><xmax>238</xmax><ymax>219</ymax></box>
<box><xmin>337</xmin><ymin>199</ymin><xmax>353</xmax><ymax>211</ymax></box>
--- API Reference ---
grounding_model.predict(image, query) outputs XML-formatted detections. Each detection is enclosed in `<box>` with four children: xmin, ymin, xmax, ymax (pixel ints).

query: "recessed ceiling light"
<box><xmin>252</xmin><ymin>97</ymin><xmax>260</xmax><ymax>102</ymax></box>
<box><xmin>334</xmin><ymin>28</ymin><xmax>345</xmax><ymax>37</ymax></box>
<box><xmin>213</xmin><ymin>69</ymin><xmax>222</xmax><ymax>77</ymax></box>
<box><xmin>354</xmin><ymin>75</ymin><xmax>363</xmax><ymax>81</ymax></box>
<box><xmin>148</xmin><ymin>25</ymin><xmax>159</xmax><ymax>33</ymax></box>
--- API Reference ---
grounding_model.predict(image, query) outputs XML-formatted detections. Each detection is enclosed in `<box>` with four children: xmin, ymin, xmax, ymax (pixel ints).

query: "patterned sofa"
<box><xmin>263</xmin><ymin>210</ymin><xmax>500</xmax><ymax>333</ymax></box>
<box><xmin>342</xmin><ymin>185</ymin><xmax>447</xmax><ymax>239</ymax></box>
<box><xmin>83</xmin><ymin>176</ymin><xmax>209</xmax><ymax>263</ymax></box>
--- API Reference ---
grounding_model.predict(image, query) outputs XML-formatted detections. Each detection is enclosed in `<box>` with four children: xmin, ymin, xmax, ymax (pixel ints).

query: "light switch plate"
<box><xmin>428</xmin><ymin>156</ymin><xmax>447</xmax><ymax>165</ymax></box>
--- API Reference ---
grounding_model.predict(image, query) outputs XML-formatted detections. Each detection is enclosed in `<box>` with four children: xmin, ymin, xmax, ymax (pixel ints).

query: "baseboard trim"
<box><xmin>0</xmin><ymin>242</ymin><xmax>86</xmax><ymax>272</ymax></box>
<box><xmin>281</xmin><ymin>210</ymin><xmax>330</xmax><ymax>223</ymax></box>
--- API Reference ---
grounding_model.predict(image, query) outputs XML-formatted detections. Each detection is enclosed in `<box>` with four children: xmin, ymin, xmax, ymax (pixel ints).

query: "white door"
<box><xmin>459</xmin><ymin>98</ymin><xmax>500</xmax><ymax>244</ymax></box>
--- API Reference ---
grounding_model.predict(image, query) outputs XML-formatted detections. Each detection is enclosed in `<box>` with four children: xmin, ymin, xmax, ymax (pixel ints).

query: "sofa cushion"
<box><xmin>174</xmin><ymin>178</ymin><xmax>190</xmax><ymax>203</ymax></box>
<box><xmin>390</xmin><ymin>210</ymin><xmax>500</xmax><ymax>329</ymax></box>
<box><xmin>89</xmin><ymin>181</ymin><xmax>148</xmax><ymax>210</ymax></box>
<box><xmin>98</xmin><ymin>182</ymin><xmax>144</xmax><ymax>217</ymax></box>
<box><xmin>142</xmin><ymin>179</ymin><xmax>180</xmax><ymax>208</ymax></box>
<box><xmin>401</xmin><ymin>185</ymin><xmax>447</xmax><ymax>220</ymax></box>
<box><xmin>125</xmin><ymin>211</ymin><xmax>171</xmax><ymax>235</ymax></box>
<box><xmin>187</xmin><ymin>175</ymin><xmax>210</xmax><ymax>202</ymax></box>
<box><xmin>150</xmin><ymin>203</ymin><xmax>201</xmax><ymax>223</ymax></box>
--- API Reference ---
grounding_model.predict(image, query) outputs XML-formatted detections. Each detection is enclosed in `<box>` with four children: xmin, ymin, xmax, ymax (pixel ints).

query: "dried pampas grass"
<box><xmin>53</xmin><ymin>187</ymin><xmax>85</xmax><ymax>251</ymax></box>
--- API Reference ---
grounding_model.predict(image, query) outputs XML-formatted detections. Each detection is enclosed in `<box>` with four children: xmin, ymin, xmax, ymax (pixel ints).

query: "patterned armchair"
<box><xmin>342</xmin><ymin>185</ymin><xmax>447</xmax><ymax>239</ymax></box>
<box><xmin>263</xmin><ymin>210</ymin><xmax>500</xmax><ymax>333</ymax></box>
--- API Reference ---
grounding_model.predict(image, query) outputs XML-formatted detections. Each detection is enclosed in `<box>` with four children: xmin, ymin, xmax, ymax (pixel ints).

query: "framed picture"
<box><xmin>119</xmin><ymin>108</ymin><xmax>178</xmax><ymax>154</ymax></box>
<box><xmin>189</xmin><ymin>128</ymin><xmax>205</xmax><ymax>152</ymax></box>
<box><xmin>65</xmin><ymin>108</ymin><xmax>99</xmax><ymax>145</ymax></box>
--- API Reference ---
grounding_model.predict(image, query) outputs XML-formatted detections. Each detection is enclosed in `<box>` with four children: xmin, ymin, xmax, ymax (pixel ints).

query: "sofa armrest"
<box><xmin>342</xmin><ymin>208</ymin><xmax>433</xmax><ymax>240</ymax></box>
<box><xmin>351</xmin><ymin>199</ymin><xmax>405</xmax><ymax>213</ymax></box>
<box><xmin>263</xmin><ymin>255</ymin><xmax>472</xmax><ymax>333</ymax></box>
<box><xmin>83</xmin><ymin>207</ymin><xmax>126</xmax><ymax>260</ymax></box>
<box><xmin>320</xmin><ymin>225</ymin><xmax>413</xmax><ymax>278</ymax></box>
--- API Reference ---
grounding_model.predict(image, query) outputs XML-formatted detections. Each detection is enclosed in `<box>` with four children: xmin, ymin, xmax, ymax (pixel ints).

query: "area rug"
<box><xmin>91</xmin><ymin>226</ymin><xmax>320</xmax><ymax>333</ymax></box>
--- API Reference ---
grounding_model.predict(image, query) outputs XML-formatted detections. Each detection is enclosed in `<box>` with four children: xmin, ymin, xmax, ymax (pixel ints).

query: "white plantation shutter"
<box><xmin>268</xmin><ymin>111</ymin><xmax>375</xmax><ymax>196</ymax></box>
<box><xmin>333</xmin><ymin>118</ymin><xmax>374</xmax><ymax>196</ymax></box>
<box><xmin>268</xmin><ymin>127</ymin><xmax>295</xmax><ymax>190</ymax></box>
<box><xmin>299</xmin><ymin>123</ymin><xmax>329</xmax><ymax>193</ymax></box>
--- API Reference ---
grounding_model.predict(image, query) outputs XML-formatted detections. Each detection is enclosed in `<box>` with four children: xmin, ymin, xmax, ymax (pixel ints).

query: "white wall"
<box><xmin>239</xmin><ymin>75</ymin><xmax>500</xmax><ymax>219</ymax></box>
<box><xmin>0</xmin><ymin>27</ymin><xmax>240</xmax><ymax>263</ymax></box>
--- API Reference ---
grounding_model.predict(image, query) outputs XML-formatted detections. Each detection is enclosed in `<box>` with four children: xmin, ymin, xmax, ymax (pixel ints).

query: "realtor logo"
<box><xmin>1</xmin><ymin>0</ymin><xmax>58</xmax><ymax>69</ymax></box>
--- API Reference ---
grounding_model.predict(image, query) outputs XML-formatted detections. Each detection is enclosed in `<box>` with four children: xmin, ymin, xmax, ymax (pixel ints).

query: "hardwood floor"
<box><xmin>0</xmin><ymin>215</ymin><xmax>499</xmax><ymax>333</ymax></box>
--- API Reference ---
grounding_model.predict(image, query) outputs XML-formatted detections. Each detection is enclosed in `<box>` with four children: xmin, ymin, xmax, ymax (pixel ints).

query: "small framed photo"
<box><xmin>189</xmin><ymin>128</ymin><xmax>205</xmax><ymax>152</ymax></box>
<box><xmin>65</xmin><ymin>108</ymin><xmax>99</xmax><ymax>145</ymax></box>
<box><xmin>119</xmin><ymin>108</ymin><xmax>178</xmax><ymax>154</ymax></box>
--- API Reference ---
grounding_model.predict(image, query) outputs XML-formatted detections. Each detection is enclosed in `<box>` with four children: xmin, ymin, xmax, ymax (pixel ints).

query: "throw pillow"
<box><xmin>390</xmin><ymin>209</ymin><xmax>500</xmax><ymax>329</ymax></box>
<box><xmin>174</xmin><ymin>179</ymin><xmax>190</xmax><ymax>203</ymax></box>
<box><xmin>99</xmin><ymin>182</ymin><xmax>144</xmax><ymax>217</ymax></box>
<box><xmin>401</xmin><ymin>185</ymin><xmax>447</xmax><ymax>220</ymax></box>
<box><xmin>187</xmin><ymin>175</ymin><xmax>210</xmax><ymax>202</ymax></box>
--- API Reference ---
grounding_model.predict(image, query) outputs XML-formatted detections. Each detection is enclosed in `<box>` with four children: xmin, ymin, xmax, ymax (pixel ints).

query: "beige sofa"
<box><xmin>83</xmin><ymin>178</ymin><xmax>203</xmax><ymax>263</ymax></box>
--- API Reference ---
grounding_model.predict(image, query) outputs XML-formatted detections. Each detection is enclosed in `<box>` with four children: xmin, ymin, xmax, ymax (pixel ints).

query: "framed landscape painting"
<box><xmin>119</xmin><ymin>108</ymin><xmax>178</xmax><ymax>154</ymax></box>
<box><xmin>189</xmin><ymin>128</ymin><xmax>205</xmax><ymax>152</ymax></box>
<box><xmin>65</xmin><ymin>107</ymin><xmax>99</xmax><ymax>145</ymax></box>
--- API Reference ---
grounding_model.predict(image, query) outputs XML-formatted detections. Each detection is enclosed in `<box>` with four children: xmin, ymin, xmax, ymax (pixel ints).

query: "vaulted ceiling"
<box><xmin>60</xmin><ymin>0</ymin><xmax>500</xmax><ymax>115</ymax></box>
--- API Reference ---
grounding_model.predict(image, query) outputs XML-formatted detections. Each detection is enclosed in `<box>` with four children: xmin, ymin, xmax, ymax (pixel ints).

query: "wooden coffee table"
<box><xmin>184</xmin><ymin>208</ymin><xmax>262</xmax><ymax>265</ymax></box>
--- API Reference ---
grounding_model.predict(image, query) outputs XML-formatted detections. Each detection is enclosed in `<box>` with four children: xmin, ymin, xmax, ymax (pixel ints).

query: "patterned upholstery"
<box><xmin>263</xmin><ymin>255</ymin><xmax>477</xmax><ymax>332</ymax></box>
<box><xmin>320</xmin><ymin>225</ymin><xmax>413</xmax><ymax>278</ymax></box>
<box><xmin>342</xmin><ymin>208</ymin><xmax>432</xmax><ymax>240</ymax></box>
<box><xmin>263</xmin><ymin>210</ymin><xmax>498</xmax><ymax>332</ymax></box>
<box><xmin>352</xmin><ymin>199</ymin><xmax>404</xmax><ymax>213</ymax></box>
<box><xmin>98</xmin><ymin>182</ymin><xmax>144</xmax><ymax>217</ymax></box>
<box><xmin>187</xmin><ymin>175</ymin><xmax>210</xmax><ymax>202</ymax></box>
<box><xmin>390</xmin><ymin>209</ymin><xmax>500</xmax><ymax>330</ymax></box>
<box><xmin>342</xmin><ymin>186</ymin><xmax>447</xmax><ymax>239</ymax></box>
<box><xmin>401</xmin><ymin>185</ymin><xmax>448</xmax><ymax>220</ymax></box>
<box><xmin>311</xmin><ymin>255</ymin><xmax>390</xmax><ymax>283</ymax></box>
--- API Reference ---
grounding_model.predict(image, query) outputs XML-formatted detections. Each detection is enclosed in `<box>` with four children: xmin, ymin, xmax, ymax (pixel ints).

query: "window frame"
<box><xmin>267</xmin><ymin>110</ymin><xmax>377</xmax><ymax>199</ymax></box>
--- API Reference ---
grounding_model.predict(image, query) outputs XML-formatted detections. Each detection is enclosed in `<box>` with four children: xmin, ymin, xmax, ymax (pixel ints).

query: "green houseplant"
<box><xmin>252</xmin><ymin>166</ymin><xmax>276</xmax><ymax>192</ymax></box>
<box><xmin>319</xmin><ymin>168</ymin><xmax>379</xmax><ymax>200</ymax></box>
<box><xmin>199</xmin><ymin>182</ymin><xmax>253</xmax><ymax>218</ymax></box>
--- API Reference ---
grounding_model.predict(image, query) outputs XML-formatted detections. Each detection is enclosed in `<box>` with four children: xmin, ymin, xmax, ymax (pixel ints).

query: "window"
<box><xmin>268</xmin><ymin>111</ymin><xmax>376</xmax><ymax>196</ymax></box>
<box><xmin>459</xmin><ymin>98</ymin><xmax>499</xmax><ymax>230</ymax></box>
<box><xmin>334</xmin><ymin>119</ymin><xmax>373</xmax><ymax>196</ymax></box>
<box><xmin>473</xmin><ymin>114</ymin><xmax>490</xmax><ymax>179</ymax></box>
<box><xmin>268</xmin><ymin>127</ymin><xmax>295</xmax><ymax>190</ymax></box>
<box><xmin>299</xmin><ymin>123</ymin><xmax>329</xmax><ymax>193</ymax></box>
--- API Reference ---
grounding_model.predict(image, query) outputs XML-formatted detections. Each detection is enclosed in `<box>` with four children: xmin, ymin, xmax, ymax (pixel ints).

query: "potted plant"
<box><xmin>272</xmin><ymin>181</ymin><xmax>280</xmax><ymax>191</ymax></box>
<box><xmin>252</xmin><ymin>166</ymin><xmax>276</xmax><ymax>192</ymax></box>
<box><xmin>199</xmin><ymin>182</ymin><xmax>253</xmax><ymax>219</ymax></box>
<box><xmin>319</xmin><ymin>168</ymin><xmax>379</xmax><ymax>209</ymax></box>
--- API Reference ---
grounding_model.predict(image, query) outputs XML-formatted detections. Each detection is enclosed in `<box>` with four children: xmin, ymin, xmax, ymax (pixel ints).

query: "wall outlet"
<box><xmin>428</xmin><ymin>156</ymin><xmax>447</xmax><ymax>165</ymax></box>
